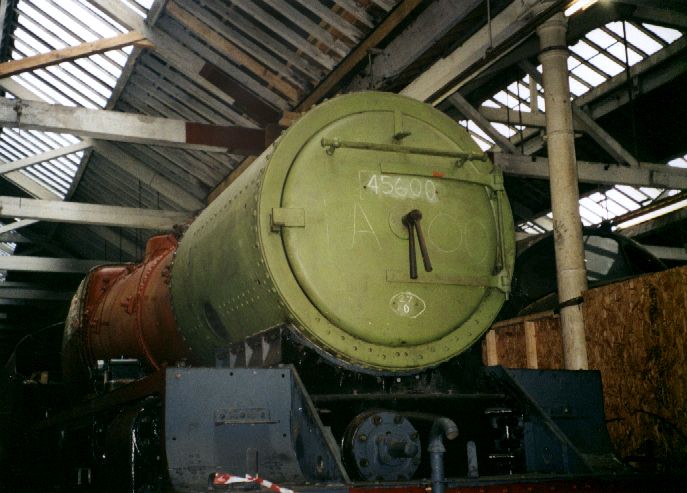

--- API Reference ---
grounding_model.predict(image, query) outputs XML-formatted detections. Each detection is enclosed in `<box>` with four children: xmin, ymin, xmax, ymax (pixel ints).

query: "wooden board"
<box><xmin>584</xmin><ymin>266</ymin><xmax>687</xmax><ymax>470</ymax></box>
<box><xmin>484</xmin><ymin>265</ymin><xmax>687</xmax><ymax>470</ymax></box>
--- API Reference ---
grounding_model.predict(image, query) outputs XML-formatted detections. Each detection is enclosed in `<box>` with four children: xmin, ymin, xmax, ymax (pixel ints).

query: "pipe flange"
<box><xmin>342</xmin><ymin>410</ymin><xmax>421</xmax><ymax>481</ymax></box>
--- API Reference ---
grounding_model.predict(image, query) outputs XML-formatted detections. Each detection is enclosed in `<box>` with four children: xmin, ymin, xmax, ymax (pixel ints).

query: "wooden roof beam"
<box><xmin>0</xmin><ymin>96</ymin><xmax>271</xmax><ymax>154</ymax></box>
<box><xmin>0</xmin><ymin>140</ymin><xmax>91</xmax><ymax>175</ymax></box>
<box><xmin>492</xmin><ymin>153</ymin><xmax>687</xmax><ymax>189</ymax></box>
<box><xmin>0</xmin><ymin>255</ymin><xmax>105</xmax><ymax>274</ymax></box>
<box><xmin>0</xmin><ymin>196</ymin><xmax>191</xmax><ymax>229</ymax></box>
<box><xmin>0</xmin><ymin>31</ymin><xmax>153</xmax><ymax>79</ymax></box>
<box><xmin>0</xmin><ymin>219</ymin><xmax>38</xmax><ymax>234</ymax></box>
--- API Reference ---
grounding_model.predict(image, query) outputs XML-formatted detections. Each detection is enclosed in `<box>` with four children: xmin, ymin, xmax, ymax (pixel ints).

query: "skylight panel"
<box><xmin>580</xmin><ymin>216</ymin><xmax>593</xmax><ymax>227</ymax></box>
<box><xmin>59</xmin><ymin>62</ymin><xmax>112</xmax><ymax>98</ymax></box>
<box><xmin>464</xmin><ymin>121</ymin><xmax>493</xmax><ymax>142</ymax></box>
<box><xmin>13</xmin><ymin>25</ymin><xmax>51</xmax><ymax>55</ymax></box>
<box><xmin>31</xmin><ymin>164</ymin><xmax>71</xmax><ymax>188</ymax></box>
<box><xmin>20</xmin><ymin>168</ymin><xmax>67</xmax><ymax>197</ymax></box>
<box><xmin>43</xmin><ymin>131</ymin><xmax>80</xmax><ymax>146</ymax></box>
<box><xmin>592</xmin><ymin>195</ymin><xmax>629</xmax><ymax>216</ymax></box>
<box><xmin>4</xmin><ymin>129</ymin><xmax>57</xmax><ymax>157</ymax></box>
<box><xmin>579</xmin><ymin>203</ymin><xmax>604</xmax><ymax>225</ymax></box>
<box><xmin>570</xmin><ymin>63</ymin><xmax>607</xmax><ymax>86</ymax></box>
<box><xmin>587</xmin><ymin>53</ymin><xmax>624</xmax><ymax>77</ymax></box>
<box><xmin>567</xmin><ymin>55</ymin><xmax>582</xmax><ymax>71</ymax></box>
<box><xmin>86</xmin><ymin>53</ymin><xmax>125</xmax><ymax>79</ymax></box>
<box><xmin>47</xmin><ymin>1</ymin><xmax>104</xmax><ymax>41</ymax></box>
<box><xmin>615</xmin><ymin>185</ymin><xmax>650</xmax><ymax>202</ymax></box>
<box><xmin>586</xmin><ymin>28</ymin><xmax>616</xmax><ymax>49</ymax></box>
<box><xmin>460</xmin><ymin>121</ymin><xmax>494</xmax><ymax>151</ymax></box>
<box><xmin>472</xmin><ymin>138</ymin><xmax>493</xmax><ymax>152</ymax></box>
<box><xmin>533</xmin><ymin>216</ymin><xmax>553</xmax><ymax>230</ymax></box>
<box><xmin>642</xmin><ymin>23</ymin><xmax>682</xmax><ymax>44</ymax></box>
<box><xmin>639</xmin><ymin>187</ymin><xmax>662</xmax><ymax>199</ymax></box>
<box><xmin>570</xmin><ymin>39</ymin><xmax>598</xmax><ymax>60</ymax></box>
<box><xmin>17</xmin><ymin>2</ymin><xmax>76</xmax><ymax>46</ymax></box>
<box><xmin>580</xmin><ymin>197</ymin><xmax>612</xmax><ymax>220</ymax></box>
<box><xmin>514</xmin><ymin>82</ymin><xmax>530</xmax><ymax>103</ymax></box>
<box><xmin>73</xmin><ymin>0</ymin><xmax>124</xmax><ymax>37</ymax></box>
<box><xmin>121</xmin><ymin>0</ymin><xmax>149</xmax><ymax>18</ymax></box>
<box><xmin>36</xmin><ymin>2</ymin><xmax>95</xmax><ymax>43</ymax></box>
<box><xmin>44</xmin><ymin>65</ymin><xmax>107</xmax><ymax>107</ymax></box>
<box><xmin>491</xmin><ymin>123</ymin><xmax>516</xmax><ymax>138</ymax></box>
<box><xmin>520</xmin><ymin>221</ymin><xmax>547</xmax><ymax>234</ymax></box>
<box><xmin>42</xmin><ymin>159</ymin><xmax>75</xmax><ymax>182</ymax></box>
<box><xmin>606</xmin><ymin>188</ymin><xmax>641</xmax><ymax>211</ymax></box>
<box><xmin>568</xmin><ymin>77</ymin><xmax>590</xmax><ymax>97</ymax></box>
<box><xmin>47</xmin><ymin>157</ymin><xmax>81</xmax><ymax>177</ymax></box>
<box><xmin>606</xmin><ymin>21</ymin><xmax>663</xmax><ymax>56</ymax></box>
<box><xmin>14</xmin><ymin>18</ymin><xmax>65</xmax><ymax>53</ymax></box>
<box><xmin>13</xmin><ymin>72</ymin><xmax>64</xmax><ymax>105</ymax></box>
<box><xmin>0</xmin><ymin>141</ymin><xmax>24</xmax><ymax>162</ymax></box>
<box><xmin>33</xmin><ymin>67</ymin><xmax>98</xmax><ymax>107</ymax></box>
<box><xmin>604</xmin><ymin>43</ymin><xmax>642</xmax><ymax>66</ymax></box>
<box><xmin>73</xmin><ymin>57</ymin><xmax>119</xmax><ymax>87</ymax></box>
<box><xmin>506</xmin><ymin>81</ymin><xmax>520</xmax><ymax>96</ymax></box>
<box><xmin>491</xmin><ymin>91</ymin><xmax>511</xmax><ymax>107</ymax></box>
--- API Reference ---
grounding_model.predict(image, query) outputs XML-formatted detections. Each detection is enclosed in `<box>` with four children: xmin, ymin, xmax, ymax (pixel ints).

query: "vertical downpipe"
<box><xmin>537</xmin><ymin>13</ymin><xmax>589</xmax><ymax>370</ymax></box>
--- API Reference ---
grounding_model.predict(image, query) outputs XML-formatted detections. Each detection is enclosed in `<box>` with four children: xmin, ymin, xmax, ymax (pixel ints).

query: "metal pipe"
<box><xmin>428</xmin><ymin>417</ymin><xmax>458</xmax><ymax>493</ymax></box>
<box><xmin>537</xmin><ymin>13</ymin><xmax>589</xmax><ymax>369</ymax></box>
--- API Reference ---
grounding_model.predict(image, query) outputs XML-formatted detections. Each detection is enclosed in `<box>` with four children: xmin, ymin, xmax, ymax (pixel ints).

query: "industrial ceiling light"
<box><xmin>565</xmin><ymin>0</ymin><xmax>599</xmax><ymax>16</ymax></box>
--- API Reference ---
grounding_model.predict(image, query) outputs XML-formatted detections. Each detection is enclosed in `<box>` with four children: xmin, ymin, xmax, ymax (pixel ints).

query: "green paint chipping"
<box><xmin>171</xmin><ymin>92</ymin><xmax>515</xmax><ymax>372</ymax></box>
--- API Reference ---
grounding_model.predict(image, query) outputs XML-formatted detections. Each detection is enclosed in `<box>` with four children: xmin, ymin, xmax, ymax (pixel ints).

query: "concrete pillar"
<box><xmin>537</xmin><ymin>13</ymin><xmax>589</xmax><ymax>370</ymax></box>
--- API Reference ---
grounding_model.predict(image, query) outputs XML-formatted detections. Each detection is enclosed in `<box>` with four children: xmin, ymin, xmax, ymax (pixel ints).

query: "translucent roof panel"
<box><xmin>470</xmin><ymin>19</ymin><xmax>684</xmax><ymax>235</ymax></box>
<box><xmin>0</xmin><ymin>0</ymin><xmax>154</xmax><ymax>199</ymax></box>
<box><xmin>669</xmin><ymin>154</ymin><xmax>687</xmax><ymax>169</ymax></box>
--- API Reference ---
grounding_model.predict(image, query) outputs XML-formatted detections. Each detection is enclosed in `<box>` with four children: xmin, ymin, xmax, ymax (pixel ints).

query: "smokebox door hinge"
<box><xmin>271</xmin><ymin>208</ymin><xmax>305</xmax><ymax>231</ymax></box>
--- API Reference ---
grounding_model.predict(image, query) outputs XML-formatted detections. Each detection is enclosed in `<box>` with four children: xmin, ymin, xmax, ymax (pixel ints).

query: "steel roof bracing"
<box><xmin>0</xmin><ymin>0</ymin><xmax>686</xmax><ymax>359</ymax></box>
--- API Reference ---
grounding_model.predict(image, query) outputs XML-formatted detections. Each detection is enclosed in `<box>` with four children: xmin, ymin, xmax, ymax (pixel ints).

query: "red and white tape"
<box><xmin>213</xmin><ymin>473</ymin><xmax>298</xmax><ymax>493</ymax></box>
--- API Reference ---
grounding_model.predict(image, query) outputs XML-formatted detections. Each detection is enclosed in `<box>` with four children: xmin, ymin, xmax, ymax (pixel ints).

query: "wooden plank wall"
<box><xmin>483</xmin><ymin>265</ymin><xmax>687</xmax><ymax>470</ymax></box>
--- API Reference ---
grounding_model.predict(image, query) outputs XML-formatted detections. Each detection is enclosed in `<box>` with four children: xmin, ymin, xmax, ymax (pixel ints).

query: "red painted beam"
<box><xmin>199</xmin><ymin>62</ymin><xmax>281</xmax><ymax>126</ymax></box>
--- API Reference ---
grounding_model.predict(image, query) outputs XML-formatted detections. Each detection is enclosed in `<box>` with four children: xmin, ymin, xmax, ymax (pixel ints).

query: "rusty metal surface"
<box><xmin>62</xmin><ymin>234</ymin><xmax>190</xmax><ymax>380</ymax></box>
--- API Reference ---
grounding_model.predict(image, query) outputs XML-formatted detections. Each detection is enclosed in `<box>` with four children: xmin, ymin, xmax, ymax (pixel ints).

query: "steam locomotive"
<box><xmin>4</xmin><ymin>93</ymin><xmax>626</xmax><ymax>492</ymax></box>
